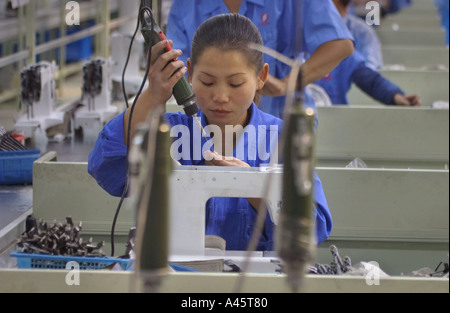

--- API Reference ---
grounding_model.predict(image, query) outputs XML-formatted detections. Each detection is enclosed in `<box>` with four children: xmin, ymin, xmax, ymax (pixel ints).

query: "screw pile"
<box><xmin>310</xmin><ymin>245</ymin><xmax>352</xmax><ymax>275</ymax></box>
<box><xmin>17</xmin><ymin>216</ymin><xmax>105</xmax><ymax>257</ymax></box>
<box><xmin>0</xmin><ymin>127</ymin><xmax>26</xmax><ymax>151</ymax></box>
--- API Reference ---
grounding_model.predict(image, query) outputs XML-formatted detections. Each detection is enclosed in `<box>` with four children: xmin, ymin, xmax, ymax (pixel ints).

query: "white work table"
<box><xmin>0</xmin><ymin>269</ymin><xmax>447</xmax><ymax>293</ymax></box>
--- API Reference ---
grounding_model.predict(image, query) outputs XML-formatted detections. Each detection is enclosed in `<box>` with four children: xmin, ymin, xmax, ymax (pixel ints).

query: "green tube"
<box><xmin>277</xmin><ymin>101</ymin><xmax>316</xmax><ymax>292</ymax></box>
<box><xmin>138</xmin><ymin>120</ymin><xmax>172</xmax><ymax>273</ymax></box>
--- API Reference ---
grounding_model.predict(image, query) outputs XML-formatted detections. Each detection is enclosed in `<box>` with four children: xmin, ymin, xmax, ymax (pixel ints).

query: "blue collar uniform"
<box><xmin>316</xmin><ymin>51</ymin><xmax>404</xmax><ymax>105</ymax></box>
<box><xmin>345</xmin><ymin>13</ymin><xmax>383</xmax><ymax>70</ymax></box>
<box><xmin>88</xmin><ymin>104</ymin><xmax>332</xmax><ymax>251</ymax></box>
<box><xmin>167</xmin><ymin>0</ymin><xmax>353</xmax><ymax>120</ymax></box>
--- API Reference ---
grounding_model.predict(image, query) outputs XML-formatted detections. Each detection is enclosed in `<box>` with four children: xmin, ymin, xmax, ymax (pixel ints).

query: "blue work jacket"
<box><xmin>345</xmin><ymin>13</ymin><xmax>383</xmax><ymax>70</ymax></box>
<box><xmin>88</xmin><ymin>104</ymin><xmax>332</xmax><ymax>251</ymax></box>
<box><xmin>315</xmin><ymin>51</ymin><xmax>404</xmax><ymax>105</ymax></box>
<box><xmin>166</xmin><ymin>0</ymin><xmax>353</xmax><ymax>118</ymax></box>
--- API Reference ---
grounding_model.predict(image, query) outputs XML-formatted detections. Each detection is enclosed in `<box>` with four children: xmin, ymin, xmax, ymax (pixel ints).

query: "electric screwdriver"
<box><xmin>277</xmin><ymin>91</ymin><xmax>316</xmax><ymax>293</ymax></box>
<box><xmin>132</xmin><ymin>109</ymin><xmax>172</xmax><ymax>293</ymax></box>
<box><xmin>140</xmin><ymin>9</ymin><xmax>199</xmax><ymax>117</ymax></box>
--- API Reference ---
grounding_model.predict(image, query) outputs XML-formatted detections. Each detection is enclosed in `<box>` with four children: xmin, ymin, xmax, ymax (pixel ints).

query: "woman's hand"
<box><xmin>146</xmin><ymin>40</ymin><xmax>187</xmax><ymax>107</ymax></box>
<box><xmin>204</xmin><ymin>151</ymin><xmax>263</xmax><ymax>211</ymax></box>
<box><xmin>394</xmin><ymin>93</ymin><xmax>421</xmax><ymax>107</ymax></box>
<box><xmin>124</xmin><ymin>40</ymin><xmax>186</xmax><ymax>146</ymax></box>
<box><xmin>204</xmin><ymin>151</ymin><xmax>250</xmax><ymax>167</ymax></box>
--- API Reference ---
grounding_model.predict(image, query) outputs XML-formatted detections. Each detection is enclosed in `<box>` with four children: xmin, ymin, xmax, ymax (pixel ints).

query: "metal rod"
<box><xmin>0</xmin><ymin>16</ymin><xmax>135</xmax><ymax>69</ymax></box>
<box><xmin>58</xmin><ymin>0</ymin><xmax>67</xmax><ymax>97</ymax></box>
<box><xmin>0</xmin><ymin>50</ymin><xmax>29</xmax><ymax>68</ymax></box>
<box><xmin>25</xmin><ymin>0</ymin><xmax>36</xmax><ymax>65</ymax></box>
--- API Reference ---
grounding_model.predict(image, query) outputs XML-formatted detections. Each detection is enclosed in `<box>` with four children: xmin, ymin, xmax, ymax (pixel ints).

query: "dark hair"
<box><xmin>191</xmin><ymin>13</ymin><xmax>265</xmax><ymax>73</ymax></box>
<box><xmin>340</xmin><ymin>0</ymin><xmax>351</xmax><ymax>7</ymax></box>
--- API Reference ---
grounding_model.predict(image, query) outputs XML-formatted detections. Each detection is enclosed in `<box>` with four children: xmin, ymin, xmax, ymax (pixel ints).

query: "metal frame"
<box><xmin>0</xmin><ymin>0</ymin><xmax>135</xmax><ymax>103</ymax></box>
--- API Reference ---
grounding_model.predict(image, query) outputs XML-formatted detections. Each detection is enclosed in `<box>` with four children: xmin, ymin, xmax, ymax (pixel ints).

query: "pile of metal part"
<box><xmin>406</xmin><ymin>262</ymin><xmax>449</xmax><ymax>278</ymax></box>
<box><xmin>0</xmin><ymin>127</ymin><xmax>26</xmax><ymax>151</ymax></box>
<box><xmin>310</xmin><ymin>245</ymin><xmax>353</xmax><ymax>275</ymax></box>
<box><xmin>17</xmin><ymin>216</ymin><xmax>105</xmax><ymax>257</ymax></box>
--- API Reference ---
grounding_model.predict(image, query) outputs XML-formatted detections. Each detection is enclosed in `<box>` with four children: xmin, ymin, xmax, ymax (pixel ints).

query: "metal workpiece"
<box><xmin>330</xmin><ymin>245</ymin><xmax>348</xmax><ymax>274</ymax></box>
<box><xmin>0</xmin><ymin>127</ymin><xmax>26</xmax><ymax>151</ymax></box>
<box><xmin>312</xmin><ymin>245</ymin><xmax>352</xmax><ymax>276</ymax></box>
<box><xmin>16</xmin><ymin>216</ymin><xmax>105</xmax><ymax>257</ymax></box>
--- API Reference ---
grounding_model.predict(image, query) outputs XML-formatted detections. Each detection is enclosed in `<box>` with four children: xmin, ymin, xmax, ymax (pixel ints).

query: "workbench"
<box><xmin>25</xmin><ymin>150</ymin><xmax>449</xmax><ymax>276</ymax></box>
<box><xmin>376</xmin><ymin>28</ymin><xmax>446</xmax><ymax>46</ymax></box>
<box><xmin>348</xmin><ymin>70</ymin><xmax>449</xmax><ymax>106</ymax></box>
<box><xmin>0</xmin><ymin>269</ymin><xmax>447</xmax><ymax>293</ymax></box>
<box><xmin>0</xmin><ymin>186</ymin><xmax>32</xmax><ymax>268</ymax></box>
<box><xmin>382</xmin><ymin>45</ymin><xmax>449</xmax><ymax>68</ymax></box>
<box><xmin>316</xmin><ymin>106</ymin><xmax>449</xmax><ymax>169</ymax></box>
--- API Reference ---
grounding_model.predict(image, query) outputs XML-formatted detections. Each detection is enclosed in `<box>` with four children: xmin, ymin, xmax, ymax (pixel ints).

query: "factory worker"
<box><xmin>88</xmin><ymin>14</ymin><xmax>332</xmax><ymax>251</ymax></box>
<box><xmin>434</xmin><ymin>0</ymin><xmax>449</xmax><ymax>46</ymax></box>
<box><xmin>383</xmin><ymin>0</ymin><xmax>412</xmax><ymax>14</ymax></box>
<box><xmin>315</xmin><ymin>50</ymin><xmax>421</xmax><ymax>106</ymax></box>
<box><xmin>352</xmin><ymin>0</ymin><xmax>411</xmax><ymax>17</ymax></box>
<box><xmin>166</xmin><ymin>0</ymin><xmax>354</xmax><ymax>119</ymax></box>
<box><xmin>314</xmin><ymin>0</ymin><xmax>421</xmax><ymax>106</ymax></box>
<box><xmin>341</xmin><ymin>0</ymin><xmax>384</xmax><ymax>69</ymax></box>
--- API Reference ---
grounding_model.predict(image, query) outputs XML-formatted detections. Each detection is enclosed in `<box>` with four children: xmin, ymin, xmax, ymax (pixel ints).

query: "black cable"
<box><xmin>121</xmin><ymin>2</ymin><xmax>143</xmax><ymax>108</ymax></box>
<box><xmin>111</xmin><ymin>4</ymin><xmax>155</xmax><ymax>257</ymax></box>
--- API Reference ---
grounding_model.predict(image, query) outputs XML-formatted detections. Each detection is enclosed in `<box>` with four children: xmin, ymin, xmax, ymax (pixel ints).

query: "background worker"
<box><xmin>314</xmin><ymin>0</ymin><xmax>421</xmax><ymax>106</ymax></box>
<box><xmin>166</xmin><ymin>0</ymin><xmax>354</xmax><ymax>118</ymax></box>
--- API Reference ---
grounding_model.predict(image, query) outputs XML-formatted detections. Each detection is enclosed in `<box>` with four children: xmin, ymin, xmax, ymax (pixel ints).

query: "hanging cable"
<box><xmin>111</xmin><ymin>3</ymin><xmax>155</xmax><ymax>257</ymax></box>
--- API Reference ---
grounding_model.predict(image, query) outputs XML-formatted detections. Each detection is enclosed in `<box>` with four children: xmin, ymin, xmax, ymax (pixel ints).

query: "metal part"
<box><xmin>432</xmin><ymin>262</ymin><xmax>449</xmax><ymax>278</ymax></box>
<box><xmin>16</xmin><ymin>216</ymin><xmax>105</xmax><ymax>257</ymax></box>
<box><xmin>82</xmin><ymin>59</ymin><xmax>104</xmax><ymax>112</ymax></box>
<box><xmin>0</xmin><ymin>128</ymin><xmax>26</xmax><ymax>151</ymax></box>
<box><xmin>123</xmin><ymin>227</ymin><xmax>136</xmax><ymax>258</ymax></box>
<box><xmin>20</xmin><ymin>64</ymin><xmax>42</xmax><ymax>110</ymax></box>
<box><xmin>311</xmin><ymin>245</ymin><xmax>353</xmax><ymax>275</ymax></box>
<box><xmin>74</xmin><ymin>58</ymin><xmax>117</xmax><ymax>131</ymax></box>
<box><xmin>15</xmin><ymin>61</ymin><xmax>65</xmax><ymax>138</ymax></box>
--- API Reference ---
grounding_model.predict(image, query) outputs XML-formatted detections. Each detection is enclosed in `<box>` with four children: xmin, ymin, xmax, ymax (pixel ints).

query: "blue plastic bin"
<box><xmin>11</xmin><ymin>251</ymin><xmax>133</xmax><ymax>271</ymax></box>
<box><xmin>65</xmin><ymin>22</ymin><xmax>94</xmax><ymax>63</ymax></box>
<box><xmin>0</xmin><ymin>150</ymin><xmax>41</xmax><ymax>185</ymax></box>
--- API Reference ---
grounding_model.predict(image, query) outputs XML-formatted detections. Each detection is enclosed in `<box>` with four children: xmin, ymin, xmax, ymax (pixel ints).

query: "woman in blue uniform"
<box><xmin>344</xmin><ymin>4</ymin><xmax>384</xmax><ymax>69</ymax></box>
<box><xmin>88</xmin><ymin>14</ymin><xmax>332</xmax><ymax>251</ymax></box>
<box><xmin>315</xmin><ymin>50</ymin><xmax>421</xmax><ymax>106</ymax></box>
<box><xmin>166</xmin><ymin>0</ymin><xmax>354</xmax><ymax>118</ymax></box>
<box><xmin>315</xmin><ymin>0</ymin><xmax>421</xmax><ymax>106</ymax></box>
<box><xmin>435</xmin><ymin>0</ymin><xmax>449</xmax><ymax>46</ymax></box>
<box><xmin>352</xmin><ymin>0</ymin><xmax>411</xmax><ymax>17</ymax></box>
